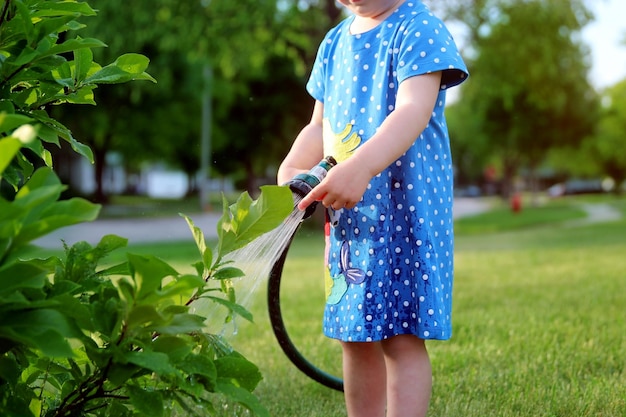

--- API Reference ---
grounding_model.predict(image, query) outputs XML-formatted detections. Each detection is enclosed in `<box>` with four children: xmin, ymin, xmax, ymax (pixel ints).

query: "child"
<box><xmin>277</xmin><ymin>1</ymin><xmax>468</xmax><ymax>416</ymax></box>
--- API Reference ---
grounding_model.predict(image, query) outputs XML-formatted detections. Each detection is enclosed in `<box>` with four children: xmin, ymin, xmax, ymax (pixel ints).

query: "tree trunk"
<box><xmin>501</xmin><ymin>158</ymin><xmax>518</xmax><ymax>199</ymax></box>
<box><xmin>93</xmin><ymin>148</ymin><xmax>108</xmax><ymax>204</ymax></box>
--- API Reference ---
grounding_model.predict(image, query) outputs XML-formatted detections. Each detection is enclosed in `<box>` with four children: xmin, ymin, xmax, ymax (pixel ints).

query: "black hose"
<box><xmin>267</xmin><ymin>224</ymin><xmax>344</xmax><ymax>392</ymax></box>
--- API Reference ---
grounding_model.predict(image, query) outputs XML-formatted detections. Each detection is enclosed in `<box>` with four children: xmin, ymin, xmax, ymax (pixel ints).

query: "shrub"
<box><xmin>0</xmin><ymin>1</ymin><xmax>292</xmax><ymax>415</ymax></box>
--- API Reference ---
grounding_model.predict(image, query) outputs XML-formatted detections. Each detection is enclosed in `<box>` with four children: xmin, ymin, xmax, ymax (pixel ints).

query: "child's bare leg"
<box><xmin>381</xmin><ymin>335</ymin><xmax>432</xmax><ymax>417</ymax></box>
<box><xmin>340</xmin><ymin>341</ymin><xmax>387</xmax><ymax>417</ymax></box>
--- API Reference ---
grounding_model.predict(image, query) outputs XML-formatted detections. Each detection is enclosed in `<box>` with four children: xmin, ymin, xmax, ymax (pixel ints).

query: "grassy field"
<box><xmin>220</xmin><ymin>196</ymin><xmax>626</xmax><ymax>417</ymax></box>
<box><xmin>75</xmin><ymin>195</ymin><xmax>626</xmax><ymax>416</ymax></box>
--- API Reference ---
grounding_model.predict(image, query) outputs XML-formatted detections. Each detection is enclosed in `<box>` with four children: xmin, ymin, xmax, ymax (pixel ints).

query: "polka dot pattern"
<box><xmin>307</xmin><ymin>2</ymin><xmax>468</xmax><ymax>342</ymax></box>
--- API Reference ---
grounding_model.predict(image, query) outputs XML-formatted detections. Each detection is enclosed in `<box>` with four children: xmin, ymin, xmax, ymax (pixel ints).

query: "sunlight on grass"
<box><xmin>228</xmin><ymin>197</ymin><xmax>626</xmax><ymax>417</ymax></box>
<box><xmin>39</xmin><ymin>196</ymin><xmax>625</xmax><ymax>416</ymax></box>
<box><xmin>453</xmin><ymin>198</ymin><xmax>587</xmax><ymax>235</ymax></box>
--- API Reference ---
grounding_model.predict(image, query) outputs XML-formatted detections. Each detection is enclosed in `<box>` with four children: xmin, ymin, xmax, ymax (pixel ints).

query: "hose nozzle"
<box><xmin>284</xmin><ymin>156</ymin><xmax>337</xmax><ymax>219</ymax></box>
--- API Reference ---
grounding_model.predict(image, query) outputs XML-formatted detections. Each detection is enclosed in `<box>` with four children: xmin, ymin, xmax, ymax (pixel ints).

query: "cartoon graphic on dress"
<box><xmin>323</xmin><ymin>118</ymin><xmax>361</xmax><ymax>163</ymax></box>
<box><xmin>326</xmin><ymin>240</ymin><xmax>366</xmax><ymax>305</ymax></box>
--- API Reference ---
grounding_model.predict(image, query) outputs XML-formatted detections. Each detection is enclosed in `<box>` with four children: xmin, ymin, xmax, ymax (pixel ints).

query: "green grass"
<box><xmin>224</xmin><ymin>196</ymin><xmax>626</xmax><ymax>417</ymax></box>
<box><xmin>44</xmin><ymin>195</ymin><xmax>626</xmax><ymax>416</ymax></box>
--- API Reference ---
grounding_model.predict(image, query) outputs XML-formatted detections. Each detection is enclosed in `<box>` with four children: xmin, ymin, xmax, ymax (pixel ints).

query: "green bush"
<box><xmin>0</xmin><ymin>1</ymin><xmax>293</xmax><ymax>416</ymax></box>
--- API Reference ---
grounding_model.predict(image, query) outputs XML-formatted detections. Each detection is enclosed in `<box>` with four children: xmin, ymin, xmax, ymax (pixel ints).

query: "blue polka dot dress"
<box><xmin>306</xmin><ymin>1</ymin><xmax>468</xmax><ymax>342</ymax></box>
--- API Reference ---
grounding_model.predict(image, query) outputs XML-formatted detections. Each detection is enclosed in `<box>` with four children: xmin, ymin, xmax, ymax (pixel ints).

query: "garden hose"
<box><xmin>267</xmin><ymin>226</ymin><xmax>344</xmax><ymax>392</ymax></box>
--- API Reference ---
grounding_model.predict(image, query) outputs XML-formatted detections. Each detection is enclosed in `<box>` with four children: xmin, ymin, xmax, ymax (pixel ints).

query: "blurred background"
<box><xmin>46</xmin><ymin>0</ymin><xmax>626</xmax><ymax>213</ymax></box>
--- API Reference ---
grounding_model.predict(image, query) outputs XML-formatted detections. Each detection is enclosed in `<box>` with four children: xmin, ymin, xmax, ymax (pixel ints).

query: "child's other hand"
<box><xmin>297</xmin><ymin>158</ymin><xmax>372</xmax><ymax>211</ymax></box>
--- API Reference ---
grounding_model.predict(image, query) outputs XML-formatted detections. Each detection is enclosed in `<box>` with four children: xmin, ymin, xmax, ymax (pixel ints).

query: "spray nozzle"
<box><xmin>284</xmin><ymin>156</ymin><xmax>337</xmax><ymax>219</ymax></box>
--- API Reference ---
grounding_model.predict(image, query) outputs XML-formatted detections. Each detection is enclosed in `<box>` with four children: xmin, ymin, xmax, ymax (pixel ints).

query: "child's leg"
<box><xmin>340</xmin><ymin>341</ymin><xmax>387</xmax><ymax>417</ymax></box>
<box><xmin>381</xmin><ymin>335</ymin><xmax>432</xmax><ymax>417</ymax></box>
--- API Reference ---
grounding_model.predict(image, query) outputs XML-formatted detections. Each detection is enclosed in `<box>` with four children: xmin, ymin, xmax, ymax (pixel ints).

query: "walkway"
<box><xmin>34</xmin><ymin>197</ymin><xmax>493</xmax><ymax>248</ymax></box>
<box><xmin>564</xmin><ymin>203</ymin><xmax>623</xmax><ymax>227</ymax></box>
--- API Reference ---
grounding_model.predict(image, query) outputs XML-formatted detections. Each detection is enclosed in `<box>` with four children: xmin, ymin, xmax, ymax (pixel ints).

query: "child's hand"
<box><xmin>297</xmin><ymin>158</ymin><xmax>372</xmax><ymax>211</ymax></box>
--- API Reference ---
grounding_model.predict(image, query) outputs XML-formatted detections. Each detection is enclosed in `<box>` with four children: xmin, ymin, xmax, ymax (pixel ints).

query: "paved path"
<box><xmin>34</xmin><ymin>212</ymin><xmax>222</xmax><ymax>248</ymax></box>
<box><xmin>34</xmin><ymin>197</ymin><xmax>493</xmax><ymax>248</ymax></box>
<box><xmin>564</xmin><ymin>203</ymin><xmax>623</xmax><ymax>227</ymax></box>
<box><xmin>34</xmin><ymin>198</ymin><xmax>624</xmax><ymax>248</ymax></box>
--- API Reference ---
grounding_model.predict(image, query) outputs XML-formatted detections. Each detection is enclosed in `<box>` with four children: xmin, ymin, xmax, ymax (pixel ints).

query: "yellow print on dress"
<box><xmin>323</xmin><ymin>119</ymin><xmax>362</xmax><ymax>162</ymax></box>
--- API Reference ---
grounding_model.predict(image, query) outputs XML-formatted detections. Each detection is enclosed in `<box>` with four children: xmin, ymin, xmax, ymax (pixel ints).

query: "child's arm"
<box><xmin>298</xmin><ymin>71</ymin><xmax>442</xmax><ymax>211</ymax></box>
<box><xmin>277</xmin><ymin>100</ymin><xmax>325</xmax><ymax>185</ymax></box>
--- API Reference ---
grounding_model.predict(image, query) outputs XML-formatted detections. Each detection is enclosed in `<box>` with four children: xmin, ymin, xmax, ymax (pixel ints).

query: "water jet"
<box><xmin>268</xmin><ymin>156</ymin><xmax>344</xmax><ymax>392</ymax></box>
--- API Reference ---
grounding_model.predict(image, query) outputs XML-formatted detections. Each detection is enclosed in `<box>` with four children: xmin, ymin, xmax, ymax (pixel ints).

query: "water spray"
<box><xmin>268</xmin><ymin>156</ymin><xmax>344</xmax><ymax>391</ymax></box>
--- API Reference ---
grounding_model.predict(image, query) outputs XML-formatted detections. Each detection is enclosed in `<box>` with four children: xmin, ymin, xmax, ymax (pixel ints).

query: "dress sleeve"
<box><xmin>306</xmin><ymin>35</ymin><xmax>331</xmax><ymax>102</ymax></box>
<box><xmin>395</xmin><ymin>12</ymin><xmax>468</xmax><ymax>90</ymax></box>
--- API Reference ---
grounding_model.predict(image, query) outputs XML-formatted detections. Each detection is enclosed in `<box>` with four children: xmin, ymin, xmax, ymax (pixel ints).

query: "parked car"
<box><xmin>547</xmin><ymin>178</ymin><xmax>610</xmax><ymax>197</ymax></box>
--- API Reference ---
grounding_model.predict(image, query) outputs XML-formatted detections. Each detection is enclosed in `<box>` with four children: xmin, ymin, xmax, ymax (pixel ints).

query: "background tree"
<box><xmin>570</xmin><ymin>80</ymin><xmax>626</xmax><ymax>193</ymax></box>
<box><xmin>429</xmin><ymin>0</ymin><xmax>598</xmax><ymax>197</ymax></box>
<box><xmin>52</xmin><ymin>0</ymin><xmax>343</xmax><ymax>200</ymax></box>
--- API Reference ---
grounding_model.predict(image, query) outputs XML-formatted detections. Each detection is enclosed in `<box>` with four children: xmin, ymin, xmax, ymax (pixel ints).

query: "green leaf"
<box><xmin>53</xmin><ymin>60</ymin><xmax>73</xmax><ymax>88</ymax></box>
<box><xmin>73</xmin><ymin>46</ymin><xmax>94</xmax><ymax>83</ymax></box>
<box><xmin>96</xmin><ymin>234</ymin><xmax>129</xmax><ymax>252</ymax></box>
<box><xmin>126</xmin><ymin>304</ymin><xmax>166</xmax><ymax>329</ymax></box>
<box><xmin>107</xmin><ymin>362</ymin><xmax>140</xmax><ymax>388</ymax></box>
<box><xmin>15</xmin><ymin>166</ymin><xmax>62</xmax><ymax>199</ymax></box>
<box><xmin>46</xmin><ymin>38</ymin><xmax>106</xmax><ymax>58</ymax></box>
<box><xmin>181</xmin><ymin>213</ymin><xmax>211</xmax><ymax>267</ymax></box>
<box><xmin>0</xmin><ymin>309</ymin><xmax>78</xmax><ymax>357</ymax></box>
<box><xmin>28</xmin><ymin>110</ymin><xmax>93</xmax><ymax>162</ymax></box>
<box><xmin>13</xmin><ymin>2</ymin><xmax>34</xmax><ymax>42</ymax></box>
<box><xmin>35</xmin><ymin>1</ymin><xmax>97</xmax><ymax>17</ymax></box>
<box><xmin>178</xmin><ymin>353</ymin><xmax>218</xmax><ymax>381</ymax></box>
<box><xmin>116</xmin><ymin>278</ymin><xmax>135</xmax><ymax>304</ymax></box>
<box><xmin>0</xmin><ymin>113</ymin><xmax>34</xmax><ymax>134</ymax></box>
<box><xmin>84</xmin><ymin>53</ymin><xmax>156</xmax><ymax>84</ymax></box>
<box><xmin>98</xmin><ymin>262</ymin><xmax>129</xmax><ymax>277</ymax></box>
<box><xmin>202</xmin><ymin>296</ymin><xmax>253</xmax><ymax>323</ymax></box>
<box><xmin>58</xmin><ymin>85</ymin><xmax>96</xmax><ymax>105</ymax></box>
<box><xmin>149</xmin><ymin>313</ymin><xmax>206</xmax><ymax>335</ymax></box>
<box><xmin>216</xmin><ymin>185</ymin><xmax>293</xmax><ymax>257</ymax></box>
<box><xmin>0</xmin><ymin>137</ymin><xmax>22</xmax><ymax>174</ymax></box>
<box><xmin>0</xmin><ymin>355</ymin><xmax>21</xmax><ymax>385</ymax></box>
<box><xmin>11</xmin><ymin>46</ymin><xmax>39</xmax><ymax>67</ymax></box>
<box><xmin>0</xmin><ymin>261</ymin><xmax>48</xmax><ymax>296</ymax></box>
<box><xmin>126</xmin><ymin>385</ymin><xmax>164</xmax><ymax>417</ymax></box>
<box><xmin>215</xmin><ymin>354</ymin><xmax>263</xmax><ymax>392</ymax></box>
<box><xmin>15</xmin><ymin>197</ymin><xmax>100</xmax><ymax>245</ymax></box>
<box><xmin>21</xmin><ymin>136</ymin><xmax>52</xmax><ymax>167</ymax></box>
<box><xmin>152</xmin><ymin>336</ymin><xmax>194</xmax><ymax>363</ymax></box>
<box><xmin>124</xmin><ymin>351</ymin><xmax>177</xmax><ymax>376</ymax></box>
<box><xmin>31</xmin><ymin>15</ymin><xmax>76</xmax><ymax>49</ymax></box>
<box><xmin>215</xmin><ymin>382</ymin><xmax>270</xmax><ymax>417</ymax></box>
<box><xmin>142</xmin><ymin>274</ymin><xmax>204</xmax><ymax>305</ymax></box>
<box><xmin>127</xmin><ymin>253</ymin><xmax>179</xmax><ymax>300</ymax></box>
<box><xmin>212</xmin><ymin>266</ymin><xmax>245</xmax><ymax>280</ymax></box>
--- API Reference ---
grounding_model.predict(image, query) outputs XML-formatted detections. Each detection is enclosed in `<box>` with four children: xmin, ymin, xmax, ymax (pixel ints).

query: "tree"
<box><xmin>584</xmin><ymin>80</ymin><xmax>626</xmax><ymax>192</ymax></box>
<box><xmin>432</xmin><ymin>0</ymin><xmax>598</xmax><ymax>197</ymax></box>
<box><xmin>51</xmin><ymin>0</ymin><xmax>346</xmax><ymax>200</ymax></box>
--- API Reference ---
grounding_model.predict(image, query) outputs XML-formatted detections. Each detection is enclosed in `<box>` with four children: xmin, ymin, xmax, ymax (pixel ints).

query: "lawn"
<box><xmin>222</xmin><ymin>196</ymin><xmax>626</xmax><ymax>417</ymax></box>
<box><xmin>59</xmin><ymin>195</ymin><xmax>626</xmax><ymax>416</ymax></box>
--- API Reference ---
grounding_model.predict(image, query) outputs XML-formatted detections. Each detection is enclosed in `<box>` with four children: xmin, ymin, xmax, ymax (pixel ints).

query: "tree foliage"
<box><xmin>433</xmin><ymin>0</ymin><xmax>599</xmax><ymax>195</ymax></box>
<box><xmin>51</xmin><ymin>0</ymin><xmax>339</xmax><ymax>199</ymax></box>
<box><xmin>0</xmin><ymin>0</ymin><xmax>154</xmax><ymax>190</ymax></box>
<box><xmin>582</xmin><ymin>80</ymin><xmax>626</xmax><ymax>190</ymax></box>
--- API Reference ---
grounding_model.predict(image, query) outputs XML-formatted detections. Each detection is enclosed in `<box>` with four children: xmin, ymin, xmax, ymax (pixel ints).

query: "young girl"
<box><xmin>277</xmin><ymin>1</ymin><xmax>468</xmax><ymax>416</ymax></box>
